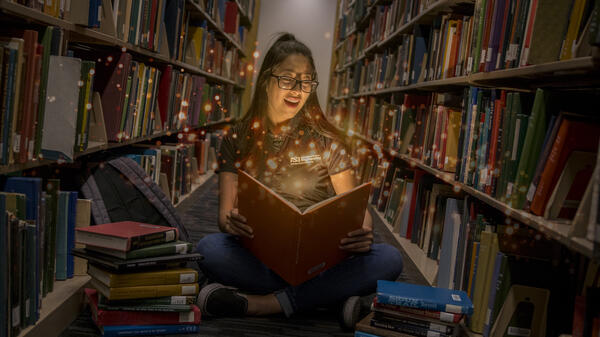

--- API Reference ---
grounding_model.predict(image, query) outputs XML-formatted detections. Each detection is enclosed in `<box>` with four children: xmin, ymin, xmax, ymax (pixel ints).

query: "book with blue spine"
<box><xmin>66</xmin><ymin>191</ymin><xmax>78</xmax><ymax>278</ymax></box>
<box><xmin>376</xmin><ymin>280</ymin><xmax>474</xmax><ymax>315</ymax></box>
<box><xmin>100</xmin><ymin>324</ymin><xmax>199</xmax><ymax>337</ymax></box>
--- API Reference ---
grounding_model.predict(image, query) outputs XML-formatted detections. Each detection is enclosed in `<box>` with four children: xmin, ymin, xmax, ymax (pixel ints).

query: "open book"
<box><xmin>237</xmin><ymin>170</ymin><xmax>372</xmax><ymax>286</ymax></box>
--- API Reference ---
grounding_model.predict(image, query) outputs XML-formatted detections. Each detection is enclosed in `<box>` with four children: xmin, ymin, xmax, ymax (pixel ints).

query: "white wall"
<box><xmin>252</xmin><ymin>0</ymin><xmax>338</xmax><ymax>110</ymax></box>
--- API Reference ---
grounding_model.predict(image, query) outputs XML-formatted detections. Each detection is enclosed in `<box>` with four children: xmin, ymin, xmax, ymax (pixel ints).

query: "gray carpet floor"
<box><xmin>60</xmin><ymin>174</ymin><xmax>427</xmax><ymax>337</ymax></box>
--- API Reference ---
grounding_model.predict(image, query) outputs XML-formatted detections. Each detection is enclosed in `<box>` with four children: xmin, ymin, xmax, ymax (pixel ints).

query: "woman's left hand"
<box><xmin>340</xmin><ymin>226</ymin><xmax>374</xmax><ymax>253</ymax></box>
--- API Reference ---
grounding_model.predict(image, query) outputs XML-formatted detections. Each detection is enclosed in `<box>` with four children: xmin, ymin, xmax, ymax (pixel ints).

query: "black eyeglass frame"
<box><xmin>270</xmin><ymin>74</ymin><xmax>319</xmax><ymax>93</ymax></box>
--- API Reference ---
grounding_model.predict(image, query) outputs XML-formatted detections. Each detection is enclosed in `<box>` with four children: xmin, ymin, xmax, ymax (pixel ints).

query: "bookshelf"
<box><xmin>330</xmin><ymin>0</ymin><xmax>600</xmax><ymax>335</ymax></box>
<box><xmin>0</xmin><ymin>0</ymin><xmax>246</xmax><ymax>87</ymax></box>
<box><xmin>0</xmin><ymin>0</ymin><xmax>260</xmax><ymax>335</ymax></box>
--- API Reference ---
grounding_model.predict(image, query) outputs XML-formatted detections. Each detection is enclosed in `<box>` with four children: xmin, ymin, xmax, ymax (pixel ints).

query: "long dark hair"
<box><xmin>238</xmin><ymin>33</ymin><xmax>344</xmax><ymax>162</ymax></box>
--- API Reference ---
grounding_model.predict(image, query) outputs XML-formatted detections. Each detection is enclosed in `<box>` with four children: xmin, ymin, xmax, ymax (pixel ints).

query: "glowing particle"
<box><xmin>267</xmin><ymin>159</ymin><xmax>277</xmax><ymax>169</ymax></box>
<box><xmin>253</xmin><ymin>121</ymin><xmax>260</xmax><ymax>129</ymax></box>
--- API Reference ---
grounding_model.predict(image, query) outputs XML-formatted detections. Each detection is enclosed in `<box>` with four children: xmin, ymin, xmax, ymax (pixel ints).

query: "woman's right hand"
<box><xmin>224</xmin><ymin>208</ymin><xmax>254</xmax><ymax>238</ymax></box>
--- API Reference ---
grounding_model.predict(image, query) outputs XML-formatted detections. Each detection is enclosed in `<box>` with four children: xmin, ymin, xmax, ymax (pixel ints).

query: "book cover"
<box><xmin>371</xmin><ymin>313</ymin><xmax>454</xmax><ymax>336</ymax></box>
<box><xmin>86</xmin><ymin>288</ymin><xmax>200</xmax><ymax>326</ymax></box>
<box><xmin>372</xmin><ymin>297</ymin><xmax>464</xmax><ymax>324</ymax></box>
<box><xmin>85</xmin><ymin>240</ymin><xmax>194</xmax><ymax>260</ymax></box>
<box><xmin>89</xmin><ymin>278</ymin><xmax>199</xmax><ymax>301</ymax></box>
<box><xmin>88</xmin><ymin>265</ymin><xmax>198</xmax><ymax>288</ymax></box>
<box><xmin>75</xmin><ymin>221</ymin><xmax>179</xmax><ymax>252</ymax></box>
<box><xmin>376</xmin><ymin>280</ymin><xmax>474</xmax><ymax>315</ymax></box>
<box><xmin>238</xmin><ymin>170</ymin><xmax>371</xmax><ymax>286</ymax></box>
<box><xmin>71</xmin><ymin>247</ymin><xmax>202</xmax><ymax>272</ymax></box>
<box><xmin>100</xmin><ymin>324</ymin><xmax>199</xmax><ymax>337</ymax></box>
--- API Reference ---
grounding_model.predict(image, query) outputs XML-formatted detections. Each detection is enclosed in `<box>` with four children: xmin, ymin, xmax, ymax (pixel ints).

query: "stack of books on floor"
<box><xmin>355</xmin><ymin>280</ymin><xmax>473</xmax><ymax>337</ymax></box>
<box><xmin>73</xmin><ymin>221</ymin><xmax>204</xmax><ymax>337</ymax></box>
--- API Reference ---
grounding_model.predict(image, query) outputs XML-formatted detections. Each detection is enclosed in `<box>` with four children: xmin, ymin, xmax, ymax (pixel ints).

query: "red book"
<box><xmin>372</xmin><ymin>297</ymin><xmax>464</xmax><ymax>324</ymax></box>
<box><xmin>157</xmin><ymin>64</ymin><xmax>173</xmax><ymax>130</ymax></box>
<box><xmin>530</xmin><ymin>118</ymin><xmax>600</xmax><ymax>215</ymax></box>
<box><xmin>96</xmin><ymin>52</ymin><xmax>132</xmax><ymax>141</ymax></box>
<box><xmin>86</xmin><ymin>288</ymin><xmax>201</xmax><ymax>326</ymax></box>
<box><xmin>406</xmin><ymin>169</ymin><xmax>425</xmax><ymax>239</ymax></box>
<box><xmin>519</xmin><ymin>0</ymin><xmax>539</xmax><ymax>66</ymax></box>
<box><xmin>75</xmin><ymin>221</ymin><xmax>179</xmax><ymax>252</ymax></box>
<box><xmin>485</xmin><ymin>91</ymin><xmax>506</xmax><ymax>195</ymax></box>
<box><xmin>224</xmin><ymin>1</ymin><xmax>238</xmax><ymax>34</ymax></box>
<box><xmin>18</xmin><ymin>30</ymin><xmax>38</xmax><ymax>163</ymax></box>
<box><xmin>478</xmin><ymin>0</ymin><xmax>496</xmax><ymax>72</ymax></box>
<box><xmin>148</xmin><ymin>0</ymin><xmax>159</xmax><ymax>50</ymax></box>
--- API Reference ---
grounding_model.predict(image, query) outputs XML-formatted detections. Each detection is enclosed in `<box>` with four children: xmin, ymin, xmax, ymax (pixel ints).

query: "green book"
<box><xmin>34</xmin><ymin>27</ymin><xmax>53</xmax><ymax>159</ymax></box>
<box><xmin>510</xmin><ymin>89</ymin><xmax>549</xmax><ymax>209</ymax></box>
<box><xmin>85</xmin><ymin>240</ymin><xmax>194</xmax><ymax>260</ymax></box>
<box><xmin>472</xmin><ymin>0</ymin><xmax>488</xmax><ymax>73</ymax></box>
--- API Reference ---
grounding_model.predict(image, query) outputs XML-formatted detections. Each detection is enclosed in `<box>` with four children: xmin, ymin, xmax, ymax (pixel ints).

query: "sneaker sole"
<box><xmin>342</xmin><ymin>296</ymin><xmax>361</xmax><ymax>329</ymax></box>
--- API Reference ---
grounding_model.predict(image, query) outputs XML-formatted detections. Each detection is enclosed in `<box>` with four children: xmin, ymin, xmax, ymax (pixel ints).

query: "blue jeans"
<box><xmin>195</xmin><ymin>233</ymin><xmax>403</xmax><ymax>317</ymax></box>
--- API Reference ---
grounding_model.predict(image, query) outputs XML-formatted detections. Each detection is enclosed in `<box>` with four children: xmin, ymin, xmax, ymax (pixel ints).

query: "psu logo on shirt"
<box><xmin>290</xmin><ymin>154</ymin><xmax>322</xmax><ymax>166</ymax></box>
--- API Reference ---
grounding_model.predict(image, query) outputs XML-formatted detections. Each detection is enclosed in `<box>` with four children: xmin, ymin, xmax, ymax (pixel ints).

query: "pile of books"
<box><xmin>73</xmin><ymin>221</ymin><xmax>204</xmax><ymax>337</ymax></box>
<box><xmin>355</xmin><ymin>280</ymin><xmax>473</xmax><ymax>337</ymax></box>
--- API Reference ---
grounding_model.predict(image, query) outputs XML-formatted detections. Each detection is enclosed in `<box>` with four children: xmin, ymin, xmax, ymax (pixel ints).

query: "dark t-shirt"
<box><xmin>218</xmin><ymin>113</ymin><xmax>353</xmax><ymax>212</ymax></box>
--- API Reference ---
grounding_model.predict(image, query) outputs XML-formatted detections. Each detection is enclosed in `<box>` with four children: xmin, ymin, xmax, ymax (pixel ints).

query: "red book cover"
<box><xmin>86</xmin><ymin>288</ymin><xmax>201</xmax><ymax>326</ymax></box>
<box><xmin>75</xmin><ymin>221</ymin><xmax>179</xmax><ymax>252</ymax></box>
<box><xmin>530</xmin><ymin>119</ymin><xmax>600</xmax><ymax>216</ymax></box>
<box><xmin>485</xmin><ymin>91</ymin><xmax>505</xmax><ymax>195</ymax></box>
<box><xmin>372</xmin><ymin>297</ymin><xmax>464</xmax><ymax>324</ymax></box>
<box><xmin>519</xmin><ymin>0</ymin><xmax>539</xmax><ymax>66</ymax></box>
<box><xmin>30</xmin><ymin>44</ymin><xmax>43</xmax><ymax>161</ymax></box>
<box><xmin>148</xmin><ymin>0</ymin><xmax>159</xmax><ymax>50</ymax></box>
<box><xmin>18</xmin><ymin>30</ymin><xmax>38</xmax><ymax>163</ymax></box>
<box><xmin>224</xmin><ymin>1</ymin><xmax>238</xmax><ymax>34</ymax></box>
<box><xmin>406</xmin><ymin>169</ymin><xmax>425</xmax><ymax>239</ymax></box>
<box><xmin>157</xmin><ymin>64</ymin><xmax>173</xmax><ymax>130</ymax></box>
<box><xmin>448</xmin><ymin>20</ymin><xmax>462</xmax><ymax>78</ymax></box>
<box><xmin>478</xmin><ymin>0</ymin><xmax>496</xmax><ymax>73</ymax></box>
<box><xmin>97</xmin><ymin>52</ymin><xmax>132</xmax><ymax>142</ymax></box>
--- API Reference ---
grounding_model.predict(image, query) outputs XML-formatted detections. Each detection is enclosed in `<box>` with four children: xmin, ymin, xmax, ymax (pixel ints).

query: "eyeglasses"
<box><xmin>270</xmin><ymin>74</ymin><xmax>319</xmax><ymax>93</ymax></box>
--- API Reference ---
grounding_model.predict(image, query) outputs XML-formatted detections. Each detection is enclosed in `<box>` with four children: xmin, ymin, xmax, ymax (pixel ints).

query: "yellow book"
<box><xmin>443</xmin><ymin>108</ymin><xmax>463</xmax><ymax>172</ymax></box>
<box><xmin>90</xmin><ymin>278</ymin><xmax>199</xmax><ymax>300</ymax></box>
<box><xmin>466</xmin><ymin>241</ymin><xmax>479</xmax><ymax>299</ymax></box>
<box><xmin>89</xmin><ymin>265</ymin><xmax>198</xmax><ymax>287</ymax></box>
<box><xmin>141</xmin><ymin>67</ymin><xmax>156</xmax><ymax>137</ymax></box>
<box><xmin>189</xmin><ymin>26</ymin><xmax>205</xmax><ymax>65</ymax></box>
<box><xmin>470</xmin><ymin>230</ymin><xmax>493</xmax><ymax>332</ymax></box>
<box><xmin>478</xmin><ymin>232</ymin><xmax>499</xmax><ymax>332</ymax></box>
<box><xmin>559</xmin><ymin>0</ymin><xmax>586</xmax><ymax>60</ymax></box>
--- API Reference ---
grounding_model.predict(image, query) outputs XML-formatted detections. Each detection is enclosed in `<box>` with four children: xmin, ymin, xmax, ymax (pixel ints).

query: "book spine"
<box><xmin>101</xmin><ymin>324</ymin><xmax>199</xmax><ymax>337</ymax></box>
<box><xmin>129</xmin><ymin>228</ymin><xmax>177</xmax><ymax>250</ymax></box>
<box><xmin>96</xmin><ymin>306</ymin><xmax>200</xmax><ymax>326</ymax></box>
<box><xmin>376</xmin><ymin>293</ymin><xmax>468</xmax><ymax>314</ymax></box>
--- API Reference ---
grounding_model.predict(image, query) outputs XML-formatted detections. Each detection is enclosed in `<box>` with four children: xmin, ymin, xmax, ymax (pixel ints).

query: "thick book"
<box><xmin>98</xmin><ymin>294</ymin><xmax>197</xmax><ymax>306</ymax></box>
<box><xmin>376</xmin><ymin>280</ymin><xmax>474</xmax><ymax>315</ymax></box>
<box><xmin>372</xmin><ymin>297</ymin><xmax>464</xmax><ymax>324</ymax></box>
<box><xmin>89</xmin><ymin>278</ymin><xmax>199</xmax><ymax>301</ymax></box>
<box><xmin>99</xmin><ymin>324</ymin><xmax>199</xmax><ymax>337</ymax></box>
<box><xmin>356</xmin><ymin>312</ymin><xmax>414</xmax><ymax>337</ymax></box>
<box><xmin>88</xmin><ymin>264</ymin><xmax>198</xmax><ymax>287</ymax></box>
<box><xmin>86</xmin><ymin>288</ymin><xmax>200</xmax><ymax>326</ymax></box>
<box><xmin>72</xmin><ymin>247</ymin><xmax>202</xmax><ymax>272</ymax></box>
<box><xmin>75</xmin><ymin>221</ymin><xmax>179</xmax><ymax>252</ymax></box>
<box><xmin>237</xmin><ymin>169</ymin><xmax>371</xmax><ymax>286</ymax></box>
<box><xmin>371</xmin><ymin>313</ymin><xmax>453</xmax><ymax>337</ymax></box>
<box><xmin>85</xmin><ymin>240</ymin><xmax>194</xmax><ymax>260</ymax></box>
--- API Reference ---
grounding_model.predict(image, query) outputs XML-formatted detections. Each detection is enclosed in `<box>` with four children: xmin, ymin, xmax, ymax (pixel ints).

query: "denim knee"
<box><xmin>372</xmin><ymin>243</ymin><xmax>403</xmax><ymax>281</ymax></box>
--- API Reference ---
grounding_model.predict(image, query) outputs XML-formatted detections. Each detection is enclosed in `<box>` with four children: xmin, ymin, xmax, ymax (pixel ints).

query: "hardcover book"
<box><xmin>237</xmin><ymin>169</ymin><xmax>371</xmax><ymax>286</ymax></box>
<box><xmin>75</xmin><ymin>221</ymin><xmax>179</xmax><ymax>252</ymax></box>
<box><xmin>72</xmin><ymin>247</ymin><xmax>202</xmax><ymax>272</ymax></box>
<box><xmin>88</xmin><ymin>265</ymin><xmax>198</xmax><ymax>287</ymax></box>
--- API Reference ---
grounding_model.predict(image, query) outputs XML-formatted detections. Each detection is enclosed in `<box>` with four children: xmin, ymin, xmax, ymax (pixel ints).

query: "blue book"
<box><xmin>66</xmin><ymin>191</ymin><xmax>78</xmax><ymax>278</ymax></box>
<box><xmin>55</xmin><ymin>191</ymin><xmax>69</xmax><ymax>281</ymax></box>
<box><xmin>4</xmin><ymin>177</ymin><xmax>42</xmax><ymax>322</ymax></box>
<box><xmin>437</xmin><ymin>198</ymin><xmax>462</xmax><ymax>289</ymax></box>
<box><xmin>376</xmin><ymin>280</ymin><xmax>474</xmax><ymax>315</ymax></box>
<box><xmin>354</xmin><ymin>331</ymin><xmax>380</xmax><ymax>337</ymax></box>
<box><xmin>0</xmin><ymin>194</ymin><xmax>7</xmax><ymax>337</ymax></box>
<box><xmin>100</xmin><ymin>324</ymin><xmax>199</xmax><ymax>337</ymax></box>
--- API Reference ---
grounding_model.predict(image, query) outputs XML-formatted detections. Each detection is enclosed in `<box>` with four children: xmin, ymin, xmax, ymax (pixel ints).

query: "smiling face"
<box><xmin>265</xmin><ymin>54</ymin><xmax>314</xmax><ymax>126</ymax></box>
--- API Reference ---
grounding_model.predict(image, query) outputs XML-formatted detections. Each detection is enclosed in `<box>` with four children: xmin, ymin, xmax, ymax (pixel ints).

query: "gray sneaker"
<box><xmin>197</xmin><ymin>283</ymin><xmax>248</xmax><ymax>317</ymax></box>
<box><xmin>340</xmin><ymin>293</ymin><xmax>375</xmax><ymax>330</ymax></box>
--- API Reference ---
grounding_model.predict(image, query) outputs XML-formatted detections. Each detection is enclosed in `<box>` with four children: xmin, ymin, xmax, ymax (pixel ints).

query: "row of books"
<box><xmin>194</xmin><ymin>0</ymin><xmax>250</xmax><ymax>45</ymax></box>
<box><xmin>332</xmin><ymin>88</ymin><xmax>599</xmax><ymax>226</ymax></box>
<box><xmin>332</xmin><ymin>0</ymin><xmax>596</xmax><ymax>95</ymax></box>
<box><xmin>355</xmin><ymin>280</ymin><xmax>471</xmax><ymax>337</ymax></box>
<box><xmin>0</xmin><ymin>27</ymin><xmax>240</xmax><ymax>166</ymax></box>
<box><xmin>353</xmin><ymin>151</ymin><xmax>600</xmax><ymax>335</ymax></box>
<box><xmin>74</xmin><ymin>221</ymin><xmax>203</xmax><ymax>336</ymax></box>
<box><xmin>10</xmin><ymin>0</ymin><xmax>250</xmax><ymax>67</ymax></box>
<box><xmin>0</xmin><ymin>176</ymin><xmax>91</xmax><ymax>337</ymax></box>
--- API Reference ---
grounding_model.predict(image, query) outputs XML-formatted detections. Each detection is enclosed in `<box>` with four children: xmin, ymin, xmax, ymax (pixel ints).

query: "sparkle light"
<box><xmin>253</xmin><ymin>50</ymin><xmax>259</xmax><ymax>58</ymax></box>
<box><xmin>267</xmin><ymin>159</ymin><xmax>277</xmax><ymax>169</ymax></box>
<box><xmin>253</xmin><ymin>121</ymin><xmax>260</xmax><ymax>129</ymax></box>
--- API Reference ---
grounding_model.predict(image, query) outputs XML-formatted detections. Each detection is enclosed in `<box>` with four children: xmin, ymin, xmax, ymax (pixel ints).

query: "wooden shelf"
<box><xmin>17</xmin><ymin>276</ymin><xmax>91</xmax><ymax>337</ymax></box>
<box><xmin>0</xmin><ymin>0</ymin><xmax>246</xmax><ymax>87</ymax></box>
<box><xmin>174</xmin><ymin>171</ymin><xmax>216</xmax><ymax>208</ymax></box>
<box><xmin>371</xmin><ymin>205</ymin><xmax>438</xmax><ymax>286</ymax></box>
<box><xmin>346</xmin><ymin>129</ymin><xmax>595</xmax><ymax>258</ymax></box>
<box><xmin>0</xmin><ymin>118</ymin><xmax>234</xmax><ymax>175</ymax></box>
<box><xmin>186</xmin><ymin>0</ymin><xmax>246</xmax><ymax>58</ymax></box>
